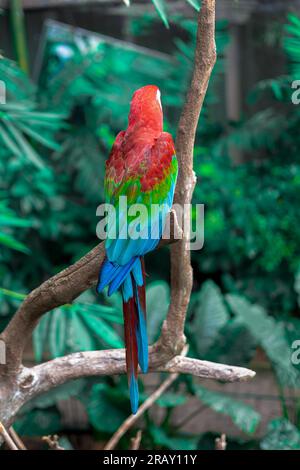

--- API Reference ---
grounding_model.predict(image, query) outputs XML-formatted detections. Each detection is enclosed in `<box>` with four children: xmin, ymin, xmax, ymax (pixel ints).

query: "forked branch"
<box><xmin>0</xmin><ymin>0</ymin><xmax>255</xmax><ymax>430</ymax></box>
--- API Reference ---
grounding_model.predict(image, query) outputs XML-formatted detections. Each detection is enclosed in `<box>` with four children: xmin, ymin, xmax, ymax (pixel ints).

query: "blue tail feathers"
<box><xmin>97</xmin><ymin>257</ymin><xmax>138</xmax><ymax>295</ymax></box>
<box><xmin>97</xmin><ymin>256</ymin><xmax>148</xmax><ymax>414</ymax></box>
<box><xmin>129</xmin><ymin>375</ymin><xmax>139</xmax><ymax>414</ymax></box>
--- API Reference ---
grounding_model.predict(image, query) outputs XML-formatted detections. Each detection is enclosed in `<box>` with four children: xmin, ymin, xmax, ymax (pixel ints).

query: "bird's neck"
<box><xmin>127</xmin><ymin>119</ymin><xmax>162</xmax><ymax>137</ymax></box>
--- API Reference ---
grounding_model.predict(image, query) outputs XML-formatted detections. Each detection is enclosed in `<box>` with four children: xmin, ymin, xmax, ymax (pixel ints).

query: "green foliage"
<box><xmin>150</xmin><ymin>0</ymin><xmax>201</xmax><ymax>26</ymax></box>
<box><xmin>152</xmin><ymin>0</ymin><xmax>169</xmax><ymax>28</ymax></box>
<box><xmin>33</xmin><ymin>302</ymin><xmax>123</xmax><ymax>361</ymax></box>
<box><xmin>0</xmin><ymin>197</ymin><xmax>32</xmax><ymax>253</ymax></box>
<box><xmin>148</xmin><ymin>425</ymin><xmax>198</xmax><ymax>450</ymax></box>
<box><xmin>15</xmin><ymin>407</ymin><xmax>63</xmax><ymax>437</ymax></box>
<box><xmin>147</xmin><ymin>281</ymin><xmax>170</xmax><ymax>342</ymax></box>
<box><xmin>188</xmin><ymin>280</ymin><xmax>228</xmax><ymax>357</ymax></box>
<box><xmin>32</xmin><ymin>279</ymin><xmax>169</xmax><ymax>364</ymax></box>
<box><xmin>192</xmin><ymin>384</ymin><xmax>261</xmax><ymax>435</ymax></box>
<box><xmin>0</xmin><ymin>58</ymin><xmax>65</xmax><ymax>168</ymax></box>
<box><xmin>260</xmin><ymin>418</ymin><xmax>300</xmax><ymax>450</ymax></box>
<box><xmin>2</xmin><ymin>9</ymin><xmax>300</xmax><ymax>451</ymax></box>
<box><xmin>187</xmin><ymin>281</ymin><xmax>258</xmax><ymax>366</ymax></box>
<box><xmin>195</xmin><ymin>12</ymin><xmax>300</xmax><ymax>316</ymax></box>
<box><xmin>284</xmin><ymin>13</ymin><xmax>300</xmax><ymax>78</ymax></box>
<box><xmin>227</xmin><ymin>295</ymin><xmax>300</xmax><ymax>389</ymax></box>
<box><xmin>85</xmin><ymin>382</ymin><xmax>129</xmax><ymax>434</ymax></box>
<box><xmin>193</xmin><ymin>150</ymin><xmax>300</xmax><ymax>313</ymax></box>
<box><xmin>156</xmin><ymin>392</ymin><xmax>187</xmax><ymax>408</ymax></box>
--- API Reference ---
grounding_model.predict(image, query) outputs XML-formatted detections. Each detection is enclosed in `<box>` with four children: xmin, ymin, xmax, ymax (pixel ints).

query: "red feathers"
<box><xmin>105</xmin><ymin>85</ymin><xmax>175</xmax><ymax>194</ymax></box>
<box><xmin>123</xmin><ymin>297</ymin><xmax>139</xmax><ymax>382</ymax></box>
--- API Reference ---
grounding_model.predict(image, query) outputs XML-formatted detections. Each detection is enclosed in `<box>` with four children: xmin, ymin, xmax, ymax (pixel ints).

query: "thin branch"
<box><xmin>0</xmin><ymin>421</ymin><xmax>18</xmax><ymax>450</ymax></box>
<box><xmin>104</xmin><ymin>371</ymin><xmax>181</xmax><ymax>450</ymax></box>
<box><xmin>130</xmin><ymin>430</ymin><xmax>142</xmax><ymax>451</ymax></box>
<box><xmin>42</xmin><ymin>435</ymin><xmax>65</xmax><ymax>450</ymax></box>
<box><xmin>215</xmin><ymin>433</ymin><xmax>227</xmax><ymax>450</ymax></box>
<box><xmin>162</xmin><ymin>355</ymin><xmax>256</xmax><ymax>382</ymax></box>
<box><xmin>9</xmin><ymin>427</ymin><xmax>27</xmax><ymax>450</ymax></box>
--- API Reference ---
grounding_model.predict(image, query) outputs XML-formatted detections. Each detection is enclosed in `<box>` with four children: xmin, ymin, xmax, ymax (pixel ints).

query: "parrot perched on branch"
<box><xmin>97</xmin><ymin>85</ymin><xmax>178</xmax><ymax>414</ymax></box>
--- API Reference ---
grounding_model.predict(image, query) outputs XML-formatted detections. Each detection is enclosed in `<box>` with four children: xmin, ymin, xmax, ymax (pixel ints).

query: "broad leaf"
<box><xmin>149</xmin><ymin>425</ymin><xmax>198</xmax><ymax>450</ymax></box>
<box><xmin>189</xmin><ymin>281</ymin><xmax>229</xmax><ymax>357</ymax></box>
<box><xmin>261</xmin><ymin>418</ymin><xmax>300</xmax><ymax>450</ymax></box>
<box><xmin>226</xmin><ymin>294</ymin><xmax>300</xmax><ymax>388</ymax></box>
<box><xmin>15</xmin><ymin>408</ymin><xmax>62</xmax><ymax>437</ymax></box>
<box><xmin>85</xmin><ymin>383</ymin><xmax>128</xmax><ymax>433</ymax></box>
<box><xmin>156</xmin><ymin>392</ymin><xmax>187</xmax><ymax>408</ymax></box>
<box><xmin>205</xmin><ymin>318</ymin><xmax>257</xmax><ymax>367</ymax></box>
<box><xmin>193</xmin><ymin>384</ymin><xmax>261</xmax><ymax>435</ymax></box>
<box><xmin>152</xmin><ymin>0</ymin><xmax>169</xmax><ymax>28</ymax></box>
<box><xmin>0</xmin><ymin>231</ymin><xmax>29</xmax><ymax>253</ymax></box>
<box><xmin>33</xmin><ymin>302</ymin><xmax>123</xmax><ymax>361</ymax></box>
<box><xmin>147</xmin><ymin>281</ymin><xmax>170</xmax><ymax>343</ymax></box>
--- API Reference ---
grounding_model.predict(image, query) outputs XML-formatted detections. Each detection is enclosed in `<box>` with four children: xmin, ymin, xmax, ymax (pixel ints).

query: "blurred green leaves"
<box><xmin>0</xmin><ymin>197</ymin><xmax>32</xmax><ymax>253</ymax></box>
<box><xmin>188</xmin><ymin>280</ymin><xmax>228</xmax><ymax>357</ymax></box>
<box><xmin>261</xmin><ymin>418</ymin><xmax>300</xmax><ymax>450</ymax></box>
<box><xmin>148</xmin><ymin>425</ymin><xmax>198</xmax><ymax>450</ymax></box>
<box><xmin>188</xmin><ymin>281</ymin><xmax>300</xmax><ymax>391</ymax></box>
<box><xmin>227</xmin><ymin>294</ymin><xmax>300</xmax><ymax>389</ymax></box>
<box><xmin>284</xmin><ymin>13</ymin><xmax>300</xmax><ymax>78</ymax></box>
<box><xmin>2</xmin><ymin>9</ymin><xmax>300</xmax><ymax>451</ymax></box>
<box><xmin>150</xmin><ymin>0</ymin><xmax>201</xmax><ymax>27</ymax></box>
<box><xmin>85</xmin><ymin>383</ymin><xmax>128</xmax><ymax>434</ymax></box>
<box><xmin>0</xmin><ymin>58</ymin><xmax>66</xmax><ymax>169</ymax></box>
<box><xmin>33</xmin><ymin>301</ymin><xmax>123</xmax><ymax>361</ymax></box>
<box><xmin>193</xmin><ymin>384</ymin><xmax>261</xmax><ymax>435</ymax></box>
<box><xmin>147</xmin><ymin>281</ymin><xmax>170</xmax><ymax>342</ymax></box>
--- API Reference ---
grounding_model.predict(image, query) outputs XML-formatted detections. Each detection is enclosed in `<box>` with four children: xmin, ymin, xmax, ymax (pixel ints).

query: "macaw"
<box><xmin>97</xmin><ymin>85</ymin><xmax>178</xmax><ymax>414</ymax></box>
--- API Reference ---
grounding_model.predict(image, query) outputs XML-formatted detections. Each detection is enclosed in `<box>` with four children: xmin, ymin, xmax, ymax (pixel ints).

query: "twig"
<box><xmin>215</xmin><ymin>433</ymin><xmax>227</xmax><ymax>450</ymax></box>
<box><xmin>130</xmin><ymin>430</ymin><xmax>142</xmax><ymax>450</ymax></box>
<box><xmin>104</xmin><ymin>372</ymin><xmax>179</xmax><ymax>450</ymax></box>
<box><xmin>42</xmin><ymin>435</ymin><xmax>65</xmax><ymax>450</ymax></box>
<box><xmin>9</xmin><ymin>426</ymin><xmax>26</xmax><ymax>450</ymax></box>
<box><xmin>0</xmin><ymin>421</ymin><xmax>18</xmax><ymax>450</ymax></box>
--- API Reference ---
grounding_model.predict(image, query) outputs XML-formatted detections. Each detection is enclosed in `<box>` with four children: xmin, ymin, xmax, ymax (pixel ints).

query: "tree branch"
<box><xmin>0</xmin><ymin>1</ymin><xmax>256</xmax><ymax>431</ymax></box>
<box><xmin>9</xmin><ymin>427</ymin><xmax>26</xmax><ymax>450</ymax></box>
<box><xmin>130</xmin><ymin>430</ymin><xmax>142</xmax><ymax>451</ymax></box>
<box><xmin>20</xmin><ymin>350</ymin><xmax>255</xmax><ymax>400</ymax></box>
<box><xmin>0</xmin><ymin>422</ymin><xmax>19</xmax><ymax>450</ymax></box>
<box><xmin>159</xmin><ymin>0</ymin><xmax>217</xmax><ymax>355</ymax></box>
<box><xmin>0</xmin><ymin>210</ymin><xmax>182</xmax><ymax>372</ymax></box>
<box><xmin>42</xmin><ymin>435</ymin><xmax>65</xmax><ymax>451</ymax></box>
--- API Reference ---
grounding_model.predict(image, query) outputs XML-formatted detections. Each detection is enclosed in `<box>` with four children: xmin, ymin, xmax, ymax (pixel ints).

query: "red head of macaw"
<box><xmin>97</xmin><ymin>85</ymin><xmax>178</xmax><ymax>413</ymax></box>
